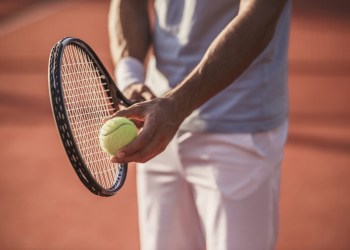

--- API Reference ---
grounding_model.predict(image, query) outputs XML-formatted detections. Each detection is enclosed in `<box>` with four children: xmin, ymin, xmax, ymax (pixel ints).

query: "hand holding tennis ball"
<box><xmin>99</xmin><ymin>117</ymin><xmax>138</xmax><ymax>156</ymax></box>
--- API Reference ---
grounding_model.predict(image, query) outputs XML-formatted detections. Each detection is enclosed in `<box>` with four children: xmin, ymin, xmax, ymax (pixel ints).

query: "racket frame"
<box><xmin>48</xmin><ymin>37</ymin><xmax>131</xmax><ymax>197</ymax></box>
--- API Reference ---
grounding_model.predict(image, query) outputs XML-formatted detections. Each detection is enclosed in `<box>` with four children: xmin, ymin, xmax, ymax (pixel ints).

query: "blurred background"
<box><xmin>0</xmin><ymin>0</ymin><xmax>349</xmax><ymax>249</ymax></box>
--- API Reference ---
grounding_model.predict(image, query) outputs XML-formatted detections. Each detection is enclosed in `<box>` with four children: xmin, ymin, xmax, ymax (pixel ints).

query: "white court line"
<box><xmin>0</xmin><ymin>1</ymin><xmax>76</xmax><ymax>38</ymax></box>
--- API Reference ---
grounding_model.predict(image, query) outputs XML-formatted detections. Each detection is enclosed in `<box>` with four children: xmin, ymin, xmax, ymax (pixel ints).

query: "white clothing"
<box><xmin>137</xmin><ymin>121</ymin><xmax>288</xmax><ymax>250</ymax></box>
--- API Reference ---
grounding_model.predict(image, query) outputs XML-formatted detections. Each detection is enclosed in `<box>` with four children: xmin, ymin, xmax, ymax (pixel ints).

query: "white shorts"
<box><xmin>137</xmin><ymin>121</ymin><xmax>288</xmax><ymax>250</ymax></box>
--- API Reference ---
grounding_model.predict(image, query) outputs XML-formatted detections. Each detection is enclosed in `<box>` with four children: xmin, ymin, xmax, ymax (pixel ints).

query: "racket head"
<box><xmin>48</xmin><ymin>37</ymin><xmax>131</xmax><ymax>197</ymax></box>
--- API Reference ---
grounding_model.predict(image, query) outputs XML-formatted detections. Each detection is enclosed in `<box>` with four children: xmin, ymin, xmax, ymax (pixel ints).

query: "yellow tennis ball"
<box><xmin>99</xmin><ymin>117</ymin><xmax>138</xmax><ymax>156</ymax></box>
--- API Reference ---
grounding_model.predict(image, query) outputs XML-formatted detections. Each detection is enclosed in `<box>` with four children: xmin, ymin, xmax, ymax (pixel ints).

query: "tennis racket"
<box><xmin>48</xmin><ymin>37</ymin><xmax>132</xmax><ymax>197</ymax></box>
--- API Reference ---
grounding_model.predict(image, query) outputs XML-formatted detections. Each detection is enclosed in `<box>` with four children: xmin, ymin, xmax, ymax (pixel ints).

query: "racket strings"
<box><xmin>67</xmin><ymin>109</ymin><xmax>115</xmax><ymax>125</ymax></box>
<box><xmin>68</xmin><ymin>46</ymin><xmax>117</xmax><ymax>188</ymax></box>
<box><xmin>61</xmin><ymin>45</ymin><xmax>119</xmax><ymax>189</ymax></box>
<box><xmin>65</xmin><ymin>46</ymin><xmax>117</xmax><ymax>188</ymax></box>
<box><xmin>62</xmin><ymin>46</ymin><xmax>110</xmax><ymax>186</ymax></box>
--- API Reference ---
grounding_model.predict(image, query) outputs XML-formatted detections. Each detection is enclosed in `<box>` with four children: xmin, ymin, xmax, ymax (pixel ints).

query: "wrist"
<box><xmin>164</xmin><ymin>69</ymin><xmax>205</xmax><ymax>116</ymax></box>
<box><xmin>163</xmin><ymin>87</ymin><xmax>194</xmax><ymax>123</ymax></box>
<box><xmin>115</xmin><ymin>57</ymin><xmax>145</xmax><ymax>91</ymax></box>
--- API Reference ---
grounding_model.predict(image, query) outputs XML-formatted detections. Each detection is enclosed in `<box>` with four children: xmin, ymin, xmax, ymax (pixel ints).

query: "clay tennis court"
<box><xmin>0</xmin><ymin>0</ymin><xmax>349</xmax><ymax>249</ymax></box>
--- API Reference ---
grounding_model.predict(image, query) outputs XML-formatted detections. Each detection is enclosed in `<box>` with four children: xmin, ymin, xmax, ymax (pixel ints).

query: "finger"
<box><xmin>114</xmin><ymin>124</ymin><xmax>176</xmax><ymax>163</ymax></box>
<box><xmin>110</xmin><ymin>122</ymin><xmax>154</xmax><ymax>163</ymax></box>
<box><xmin>141</xmin><ymin>86</ymin><xmax>156</xmax><ymax>97</ymax></box>
<box><xmin>141</xmin><ymin>91</ymin><xmax>155</xmax><ymax>101</ymax></box>
<box><xmin>111</xmin><ymin>104</ymin><xmax>145</xmax><ymax>120</ymax></box>
<box><xmin>123</xmin><ymin>83</ymin><xmax>142</xmax><ymax>99</ymax></box>
<box><xmin>121</xmin><ymin>135</ymin><xmax>168</xmax><ymax>163</ymax></box>
<box><xmin>110</xmin><ymin>113</ymin><xmax>158</xmax><ymax>162</ymax></box>
<box><xmin>102</xmin><ymin>105</ymin><xmax>140</xmax><ymax>123</ymax></box>
<box><xmin>129</xmin><ymin>92</ymin><xmax>146</xmax><ymax>103</ymax></box>
<box><xmin>131</xmin><ymin>119</ymin><xmax>144</xmax><ymax>129</ymax></box>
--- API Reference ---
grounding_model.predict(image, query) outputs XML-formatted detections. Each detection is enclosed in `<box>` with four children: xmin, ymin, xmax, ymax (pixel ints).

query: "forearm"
<box><xmin>108</xmin><ymin>0</ymin><xmax>151</xmax><ymax>65</ymax></box>
<box><xmin>108</xmin><ymin>0</ymin><xmax>289</xmax><ymax>164</ymax></box>
<box><xmin>164</xmin><ymin>0</ymin><xmax>287</xmax><ymax>119</ymax></box>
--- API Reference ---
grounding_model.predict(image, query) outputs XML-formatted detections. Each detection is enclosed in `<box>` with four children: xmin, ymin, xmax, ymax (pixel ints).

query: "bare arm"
<box><xmin>108</xmin><ymin>0</ymin><xmax>151</xmax><ymax>64</ymax></box>
<box><xmin>110</xmin><ymin>0</ymin><xmax>288</xmax><ymax>163</ymax></box>
<box><xmin>165</xmin><ymin>0</ymin><xmax>287</xmax><ymax>118</ymax></box>
<box><xmin>109</xmin><ymin>0</ymin><xmax>156</xmax><ymax>102</ymax></box>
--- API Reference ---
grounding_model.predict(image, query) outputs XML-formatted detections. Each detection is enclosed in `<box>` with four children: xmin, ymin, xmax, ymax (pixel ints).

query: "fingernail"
<box><xmin>110</xmin><ymin>152</ymin><xmax>125</xmax><ymax>163</ymax></box>
<box><xmin>102</xmin><ymin>117</ymin><xmax>111</xmax><ymax>123</ymax></box>
<box><xmin>117</xmin><ymin>151</ymin><xmax>125</xmax><ymax>159</ymax></box>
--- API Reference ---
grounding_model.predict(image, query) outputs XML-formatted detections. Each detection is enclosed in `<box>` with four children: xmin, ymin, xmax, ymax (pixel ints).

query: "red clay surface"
<box><xmin>0</xmin><ymin>1</ymin><xmax>349</xmax><ymax>249</ymax></box>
